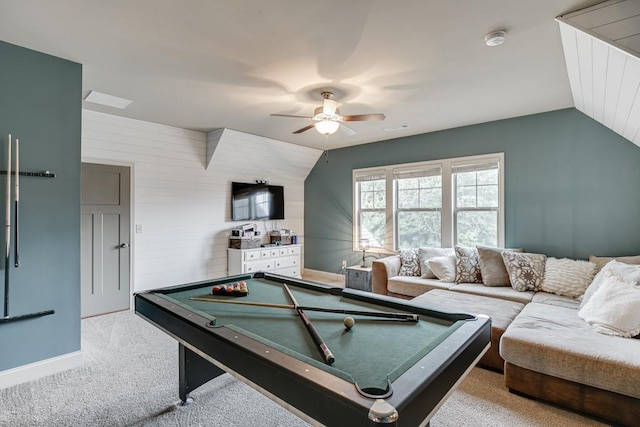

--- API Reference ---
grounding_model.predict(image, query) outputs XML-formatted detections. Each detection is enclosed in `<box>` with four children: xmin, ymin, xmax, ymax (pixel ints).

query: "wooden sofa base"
<box><xmin>504</xmin><ymin>362</ymin><xmax>640</xmax><ymax>427</ymax></box>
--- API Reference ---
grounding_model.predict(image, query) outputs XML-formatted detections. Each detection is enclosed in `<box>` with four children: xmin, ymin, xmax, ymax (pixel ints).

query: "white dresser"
<box><xmin>227</xmin><ymin>244</ymin><xmax>301</xmax><ymax>278</ymax></box>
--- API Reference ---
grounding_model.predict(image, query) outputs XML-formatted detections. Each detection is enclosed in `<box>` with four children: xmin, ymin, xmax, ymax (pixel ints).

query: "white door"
<box><xmin>80</xmin><ymin>163</ymin><xmax>131</xmax><ymax>318</ymax></box>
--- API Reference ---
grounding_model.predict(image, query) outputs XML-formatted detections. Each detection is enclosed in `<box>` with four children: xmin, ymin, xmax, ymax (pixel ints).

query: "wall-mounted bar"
<box><xmin>0</xmin><ymin>171</ymin><xmax>55</xmax><ymax>178</ymax></box>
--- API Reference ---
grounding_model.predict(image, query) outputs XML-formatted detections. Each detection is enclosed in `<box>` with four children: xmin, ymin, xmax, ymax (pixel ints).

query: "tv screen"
<box><xmin>231</xmin><ymin>182</ymin><xmax>285</xmax><ymax>221</ymax></box>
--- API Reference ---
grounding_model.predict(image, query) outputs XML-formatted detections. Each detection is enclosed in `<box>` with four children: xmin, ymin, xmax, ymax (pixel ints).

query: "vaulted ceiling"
<box><xmin>0</xmin><ymin>0</ymin><xmax>621</xmax><ymax>150</ymax></box>
<box><xmin>558</xmin><ymin>0</ymin><xmax>640</xmax><ymax>148</ymax></box>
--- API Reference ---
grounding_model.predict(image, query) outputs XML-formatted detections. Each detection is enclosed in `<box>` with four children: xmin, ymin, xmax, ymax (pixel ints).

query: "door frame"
<box><xmin>81</xmin><ymin>158</ymin><xmax>135</xmax><ymax>310</ymax></box>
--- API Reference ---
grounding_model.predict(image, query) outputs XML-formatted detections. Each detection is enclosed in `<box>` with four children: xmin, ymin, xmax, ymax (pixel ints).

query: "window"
<box><xmin>394</xmin><ymin>166</ymin><xmax>442</xmax><ymax>248</ymax></box>
<box><xmin>453</xmin><ymin>161</ymin><xmax>499</xmax><ymax>247</ymax></box>
<box><xmin>354</xmin><ymin>170</ymin><xmax>386</xmax><ymax>248</ymax></box>
<box><xmin>353</xmin><ymin>154</ymin><xmax>503</xmax><ymax>251</ymax></box>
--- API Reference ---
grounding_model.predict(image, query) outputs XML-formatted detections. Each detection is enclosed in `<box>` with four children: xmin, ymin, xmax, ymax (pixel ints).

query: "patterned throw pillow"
<box><xmin>454</xmin><ymin>245</ymin><xmax>482</xmax><ymax>283</ymax></box>
<box><xmin>501</xmin><ymin>251</ymin><xmax>547</xmax><ymax>292</ymax></box>
<box><xmin>398</xmin><ymin>249</ymin><xmax>421</xmax><ymax>276</ymax></box>
<box><xmin>541</xmin><ymin>257</ymin><xmax>597</xmax><ymax>298</ymax></box>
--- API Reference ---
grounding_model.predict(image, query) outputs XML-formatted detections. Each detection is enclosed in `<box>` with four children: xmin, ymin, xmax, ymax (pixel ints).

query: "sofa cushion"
<box><xmin>427</xmin><ymin>255</ymin><xmax>456</xmax><ymax>282</ymax></box>
<box><xmin>454</xmin><ymin>245</ymin><xmax>482</xmax><ymax>283</ymax></box>
<box><xmin>531</xmin><ymin>292</ymin><xmax>580</xmax><ymax>309</ymax></box>
<box><xmin>540</xmin><ymin>257</ymin><xmax>596</xmax><ymax>298</ymax></box>
<box><xmin>500</xmin><ymin>302</ymin><xmax>640</xmax><ymax>399</ymax></box>
<box><xmin>578</xmin><ymin>272</ymin><xmax>640</xmax><ymax>338</ymax></box>
<box><xmin>398</xmin><ymin>249</ymin><xmax>420</xmax><ymax>276</ymax></box>
<box><xmin>412</xmin><ymin>289</ymin><xmax>525</xmax><ymax>371</ymax></box>
<box><xmin>449</xmin><ymin>283</ymin><xmax>534</xmax><ymax>304</ymax></box>
<box><xmin>501</xmin><ymin>252</ymin><xmax>546</xmax><ymax>292</ymax></box>
<box><xmin>387</xmin><ymin>276</ymin><xmax>454</xmax><ymax>297</ymax></box>
<box><xmin>418</xmin><ymin>247</ymin><xmax>453</xmax><ymax>278</ymax></box>
<box><xmin>589</xmin><ymin>254</ymin><xmax>640</xmax><ymax>273</ymax></box>
<box><xmin>476</xmin><ymin>246</ymin><xmax>522</xmax><ymax>287</ymax></box>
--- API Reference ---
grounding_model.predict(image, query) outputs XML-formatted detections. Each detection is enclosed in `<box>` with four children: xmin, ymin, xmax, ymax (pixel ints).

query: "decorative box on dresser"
<box><xmin>228</xmin><ymin>244</ymin><xmax>301</xmax><ymax>278</ymax></box>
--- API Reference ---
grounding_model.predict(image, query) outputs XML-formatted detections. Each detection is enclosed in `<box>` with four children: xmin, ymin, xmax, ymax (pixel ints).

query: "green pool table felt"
<box><xmin>159</xmin><ymin>277</ymin><xmax>462</xmax><ymax>393</ymax></box>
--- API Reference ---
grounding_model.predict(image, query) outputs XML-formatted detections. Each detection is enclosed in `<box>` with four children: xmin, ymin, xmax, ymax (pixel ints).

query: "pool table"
<box><xmin>135</xmin><ymin>272</ymin><xmax>490</xmax><ymax>426</ymax></box>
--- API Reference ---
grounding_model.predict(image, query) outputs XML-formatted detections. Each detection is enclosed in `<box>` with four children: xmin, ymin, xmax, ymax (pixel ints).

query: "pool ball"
<box><xmin>344</xmin><ymin>316</ymin><xmax>355</xmax><ymax>330</ymax></box>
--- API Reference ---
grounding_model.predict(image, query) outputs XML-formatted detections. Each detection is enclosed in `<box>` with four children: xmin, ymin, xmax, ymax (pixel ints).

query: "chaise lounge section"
<box><xmin>372</xmin><ymin>249</ymin><xmax>640</xmax><ymax>426</ymax></box>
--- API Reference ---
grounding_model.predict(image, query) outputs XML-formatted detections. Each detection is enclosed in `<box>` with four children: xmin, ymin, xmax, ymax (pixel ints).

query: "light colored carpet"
<box><xmin>0</xmin><ymin>310</ymin><xmax>607</xmax><ymax>426</ymax></box>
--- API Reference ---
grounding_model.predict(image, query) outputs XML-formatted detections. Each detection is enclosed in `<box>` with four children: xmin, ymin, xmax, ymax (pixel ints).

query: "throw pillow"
<box><xmin>578</xmin><ymin>271</ymin><xmax>640</xmax><ymax>338</ymax></box>
<box><xmin>540</xmin><ymin>257</ymin><xmax>597</xmax><ymax>298</ymax></box>
<box><xmin>454</xmin><ymin>245</ymin><xmax>482</xmax><ymax>284</ymax></box>
<box><xmin>476</xmin><ymin>246</ymin><xmax>523</xmax><ymax>287</ymax></box>
<box><xmin>581</xmin><ymin>261</ymin><xmax>640</xmax><ymax>308</ymax></box>
<box><xmin>418</xmin><ymin>247</ymin><xmax>454</xmax><ymax>278</ymax></box>
<box><xmin>588</xmin><ymin>254</ymin><xmax>640</xmax><ymax>273</ymax></box>
<box><xmin>501</xmin><ymin>251</ymin><xmax>547</xmax><ymax>292</ymax></box>
<box><xmin>427</xmin><ymin>255</ymin><xmax>457</xmax><ymax>282</ymax></box>
<box><xmin>398</xmin><ymin>249</ymin><xmax>420</xmax><ymax>276</ymax></box>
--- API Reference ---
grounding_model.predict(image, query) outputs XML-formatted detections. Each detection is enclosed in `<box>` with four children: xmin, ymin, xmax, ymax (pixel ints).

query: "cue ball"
<box><xmin>344</xmin><ymin>316</ymin><xmax>355</xmax><ymax>329</ymax></box>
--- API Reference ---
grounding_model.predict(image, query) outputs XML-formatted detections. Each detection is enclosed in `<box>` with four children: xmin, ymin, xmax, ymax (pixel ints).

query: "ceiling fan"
<box><xmin>271</xmin><ymin>91</ymin><xmax>385</xmax><ymax>136</ymax></box>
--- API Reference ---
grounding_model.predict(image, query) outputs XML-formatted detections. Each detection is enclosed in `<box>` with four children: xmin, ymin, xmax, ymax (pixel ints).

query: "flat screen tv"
<box><xmin>231</xmin><ymin>182</ymin><xmax>285</xmax><ymax>221</ymax></box>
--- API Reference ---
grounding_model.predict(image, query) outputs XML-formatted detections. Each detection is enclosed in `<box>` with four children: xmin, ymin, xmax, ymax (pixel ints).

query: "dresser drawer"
<box><xmin>274</xmin><ymin>255</ymin><xmax>298</xmax><ymax>270</ymax></box>
<box><xmin>243</xmin><ymin>250</ymin><xmax>261</xmax><ymax>261</ymax></box>
<box><xmin>244</xmin><ymin>259</ymin><xmax>274</xmax><ymax>273</ymax></box>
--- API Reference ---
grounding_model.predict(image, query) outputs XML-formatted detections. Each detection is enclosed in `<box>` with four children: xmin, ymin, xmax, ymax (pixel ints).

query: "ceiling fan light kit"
<box><xmin>315</xmin><ymin>120</ymin><xmax>340</xmax><ymax>135</ymax></box>
<box><xmin>270</xmin><ymin>90</ymin><xmax>385</xmax><ymax>136</ymax></box>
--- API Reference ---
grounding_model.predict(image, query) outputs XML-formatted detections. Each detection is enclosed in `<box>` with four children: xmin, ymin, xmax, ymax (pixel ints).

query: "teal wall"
<box><xmin>0</xmin><ymin>41</ymin><xmax>82</xmax><ymax>370</ymax></box>
<box><xmin>304</xmin><ymin>108</ymin><xmax>640</xmax><ymax>272</ymax></box>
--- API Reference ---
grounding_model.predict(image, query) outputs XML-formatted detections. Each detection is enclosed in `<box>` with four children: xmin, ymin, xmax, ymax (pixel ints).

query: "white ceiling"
<box><xmin>0</xmin><ymin>0</ymin><xmax>606</xmax><ymax>150</ymax></box>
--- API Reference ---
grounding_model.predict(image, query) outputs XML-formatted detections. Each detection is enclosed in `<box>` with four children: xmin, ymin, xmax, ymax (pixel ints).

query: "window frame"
<box><xmin>352</xmin><ymin>153</ymin><xmax>504</xmax><ymax>251</ymax></box>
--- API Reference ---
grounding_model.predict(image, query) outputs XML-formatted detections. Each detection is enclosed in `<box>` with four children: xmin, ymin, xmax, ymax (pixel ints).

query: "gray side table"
<box><xmin>345</xmin><ymin>266</ymin><xmax>372</xmax><ymax>292</ymax></box>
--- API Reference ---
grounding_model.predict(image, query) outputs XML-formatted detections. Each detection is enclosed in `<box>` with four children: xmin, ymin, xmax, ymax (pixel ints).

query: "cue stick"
<box><xmin>283</xmin><ymin>283</ymin><xmax>335</xmax><ymax>365</ymax></box>
<box><xmin>189</xmin><ymin>296</ymin><xmax>419</xmax><ymax>322</ymax></box>
<box><xmin>4</xmin><ymin>134</ymin><xmax>11</xmax><ymax>317</ymax></box>
<box><xmin>14</xmin><ymin>138</ymin><xmax>19</xmax><ymax>268</ymax></box>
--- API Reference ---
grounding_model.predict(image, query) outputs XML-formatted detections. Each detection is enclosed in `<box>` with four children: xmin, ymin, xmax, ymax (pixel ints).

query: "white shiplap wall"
<box><xmin>82</xmin><ymin>110</ymin><xmax>322</xmax><ymax>292</ymax></box>
<box><xmin>557</xmin><ymin>0</ymin><xmax>640</xmax><ymax>147</ymax></box>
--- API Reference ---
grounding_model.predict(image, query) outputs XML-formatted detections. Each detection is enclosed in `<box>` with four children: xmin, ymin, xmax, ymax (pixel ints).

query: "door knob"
<box><xmin>119</xmin><ymin>243</ymin><xmax>130</xmax><ymax>248</ymax></box>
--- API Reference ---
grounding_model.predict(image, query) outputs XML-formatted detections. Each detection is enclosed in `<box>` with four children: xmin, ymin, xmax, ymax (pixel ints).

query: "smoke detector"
<box><xmin>485</xmin><ymin>30</ymin><xmax>506</xmax><ymax>47</ymax></box>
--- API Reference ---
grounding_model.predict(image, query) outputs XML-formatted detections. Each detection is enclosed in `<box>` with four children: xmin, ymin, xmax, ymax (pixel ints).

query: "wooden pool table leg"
<box><xmin>178</xmin><ymin>343</ymin><xmax>225</xmax><ymax>405</ymax></box>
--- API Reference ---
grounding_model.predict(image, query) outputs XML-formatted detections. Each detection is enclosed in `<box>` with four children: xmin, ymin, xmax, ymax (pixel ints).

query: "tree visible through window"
<box><xmin>395</xmin><ymin>167</ymin><xmax>442</xmax><ymax>248</ymax></box>
<box><xmin>453</xmin><ymin>162</ymin><xmax>499</xmax><ymax>247</ymax></box>
<box><xmin>353</xmin><ymin>154</ymin><xmax>503</xmax><ymax>251</ymax></box>
<box><xmin>356</xmin><ymin>171</ymin><xmax>386</xmax><ymax>248</ymax></box>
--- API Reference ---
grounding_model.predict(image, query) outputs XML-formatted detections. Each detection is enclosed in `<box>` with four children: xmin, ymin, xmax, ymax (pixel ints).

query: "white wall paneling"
<box><xmin>82</xmin><ymin>111</ymin><xmax>322</xmax><ymax>292</ymax></box>
<box><xmin>557</xmin><ymin>0</ymin><xmax>640</xmax><ymax>147</ymax></box>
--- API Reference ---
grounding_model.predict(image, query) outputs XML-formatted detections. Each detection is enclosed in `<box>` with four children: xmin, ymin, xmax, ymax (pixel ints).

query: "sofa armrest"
<box><xmin>372</xmin><ymin>255</ymin><xmax>401</xmax><ymax>295</ymax></box>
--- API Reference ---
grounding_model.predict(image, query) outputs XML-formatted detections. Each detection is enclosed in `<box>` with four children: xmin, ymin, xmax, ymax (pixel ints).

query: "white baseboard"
<box><xmin>0</xmin><ymin>351</ymin><xmax>84</xmax><ymax>389</ymax></box>
<box><xmin>302</xmin><ymin>268</ymin><xmax>345</xmax><ymax>286</ymax></box>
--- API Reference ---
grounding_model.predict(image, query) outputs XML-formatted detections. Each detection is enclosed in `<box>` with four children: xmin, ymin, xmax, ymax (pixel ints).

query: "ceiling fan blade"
<box><xmin>341</xmin><ymin>113</ymin><xmax>386</xmax><ymax>122</ymax></box>
<box><xmin>339</xmin><ymin>123</ymin><xmax>356</xmax><ymax>136</ymax></box>
<box><xmin>292</xmin><ymin>123</ymin><xmax>316</xmax><ymax>134</ymax></box>
<box><xmin>271</xmin><ymin>113</ymin><xmax>314</xmax><ymax>119</ymax></box>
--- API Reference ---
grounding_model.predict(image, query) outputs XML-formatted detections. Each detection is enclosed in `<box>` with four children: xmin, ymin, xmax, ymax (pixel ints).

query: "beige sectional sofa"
<box><xmin>371</xmin><ymin>251</ymin><xmax>640</xmax><ymax>426</ymax></box>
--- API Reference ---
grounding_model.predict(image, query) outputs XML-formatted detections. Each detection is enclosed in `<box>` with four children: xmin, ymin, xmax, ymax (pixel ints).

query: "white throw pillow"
<box><xmin>541</xmin><ymin>258</ymin><xmax>597</xmax><ymax>298</ymax></box>
<box><xmin>427</xmin><ymin>255</ymin><xmax>457</xmax><ymax>282</ymax></box>
<box><xmin>578</xmin><ymin>271</ymin><xmax>640</xmax><ymax>338</ymax></box>
<box><xmin>581</xmin><ymin>261</ymin><xmax>640</xmax><ymax>308</ymax></box>
<box><xmin>418</xmin><ymin>247</ymin><xmax>453</xmax><ymax>278</ymax></box>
